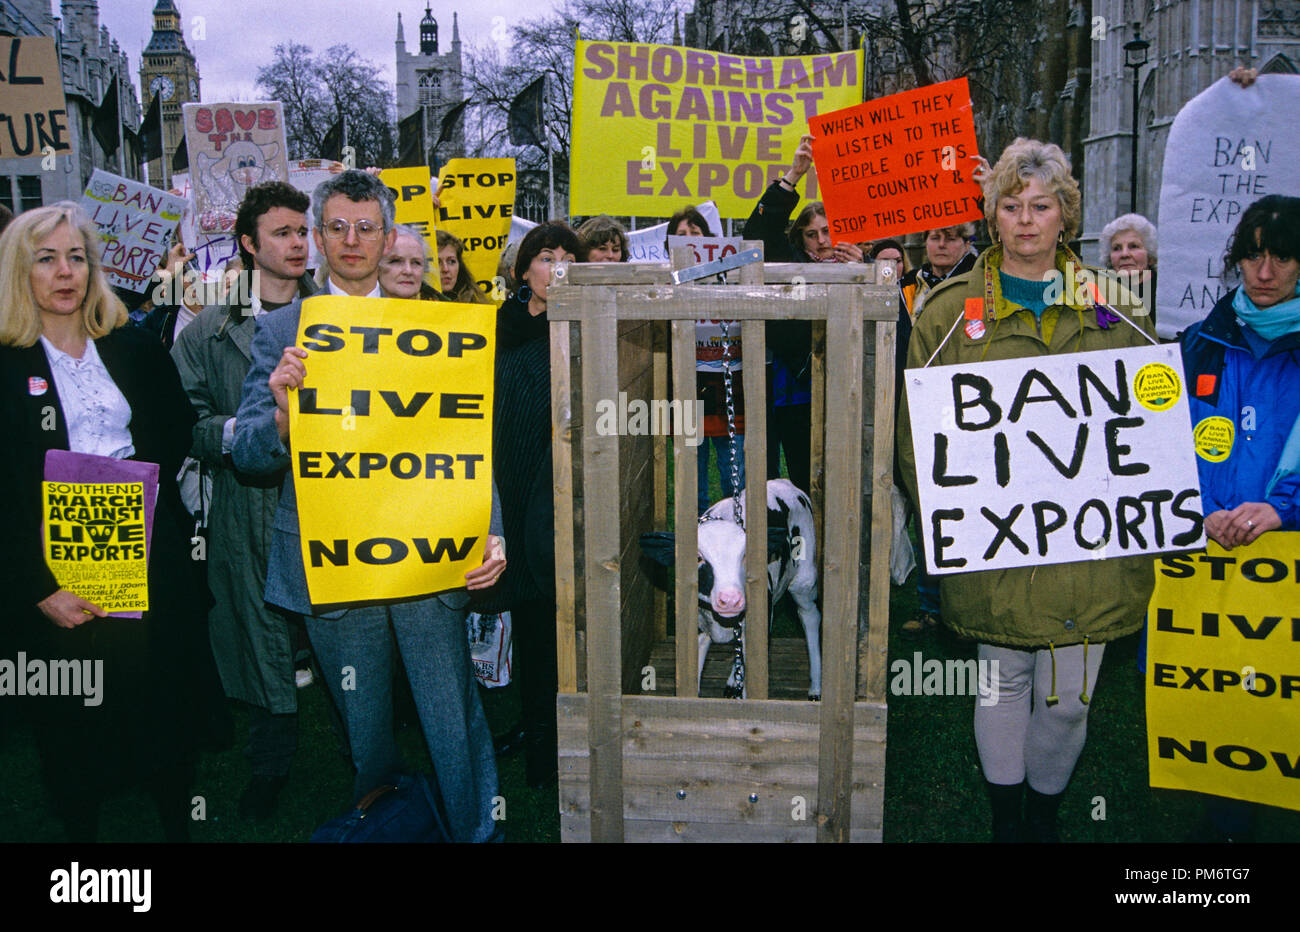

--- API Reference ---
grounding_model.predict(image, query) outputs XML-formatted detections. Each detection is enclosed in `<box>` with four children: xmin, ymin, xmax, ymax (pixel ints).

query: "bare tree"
<box><xmin>461</xmin><ymin>0</ymin><xmax>689</xmax><ymax>197</ymax></box>
<box><xmin>256</xmin><ymin>43</ymin><xmax>395</xmax><ymax>167</ymax></box>
<box><xmin>256</xmin><ymin>43</ymin><xmax>330</xmax><ymax>155</ymax></box>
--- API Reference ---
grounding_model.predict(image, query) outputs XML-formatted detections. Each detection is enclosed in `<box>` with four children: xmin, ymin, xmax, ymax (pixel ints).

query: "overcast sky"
<box><xmin>96</xmin><ymin>0</ymin><xmax>528</xmax><ymax>101</ymax></box>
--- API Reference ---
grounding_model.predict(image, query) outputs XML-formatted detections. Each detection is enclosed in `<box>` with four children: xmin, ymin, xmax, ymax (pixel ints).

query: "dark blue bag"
<box><xmin>309</xmin><ymin>773</ymin><xmax>451</xmax><ymax>843</ymax></box>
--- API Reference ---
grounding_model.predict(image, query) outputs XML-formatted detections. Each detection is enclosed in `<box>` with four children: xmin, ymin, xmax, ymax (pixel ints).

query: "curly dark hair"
<box><xmin>234</xmin><ymin>181</ymin><xmax>310</xmax><ymax>269</ymax></box>
<box><xmin>1223</xmin><ymin>194</ymin><xmax>1300</xmax><ymax>278</ymax></box>
<box><xmin>513</xmin><ymin>221</ymin><xmax>581</xmax><ymax>287</ymax></box>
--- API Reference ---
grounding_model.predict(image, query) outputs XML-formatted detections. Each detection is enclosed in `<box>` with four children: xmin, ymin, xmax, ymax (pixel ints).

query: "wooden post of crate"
<box><xmin>580</xmin><ymin>294</ymin><xmax>623</xmax><ymax>842</ymax></box>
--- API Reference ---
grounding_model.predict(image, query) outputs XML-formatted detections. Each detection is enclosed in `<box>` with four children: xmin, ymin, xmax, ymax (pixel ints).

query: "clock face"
<box><xmin>150</xmin><ymin>75</ymin><xmax>174</xmax><ymax>100</ymax></box>
<box><xmin>189</xmin><ymin>79</ymin><xmax>198</xmax><ymax>100</ymax></box>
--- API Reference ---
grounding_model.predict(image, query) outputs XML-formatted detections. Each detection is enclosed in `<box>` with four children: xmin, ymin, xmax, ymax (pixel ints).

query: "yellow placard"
<box><xmin>1146</xmin><ymin>534</ymin><xmax>1300</xmax><ymax>811</ymax></box>
<box><xmin>42</xmin><ymin>481</ymin><xmax>149</xmax><ymax>612</ymax></box>
<box><xmin>289</xmin><ymin>295</ymin><xmax>496</xmax><ymax>606</ymax></box>
<box><xmin>436</xmin><ymin>158</ymin><xmax>515</xmax><ymax>303</ymax></box>
<box><xmin>571</xmin><ymin>40</ymin><xmax>864</xmax><ymax>218</ymax></box>
<box><xmin>380</xmin><ymin>166</ymin><xmax>439</xmax><ymax>288</ymax></box>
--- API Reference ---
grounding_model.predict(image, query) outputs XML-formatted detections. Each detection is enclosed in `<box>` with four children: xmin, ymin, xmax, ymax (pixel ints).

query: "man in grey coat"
<box><xmin>232</xmin><ymin>171</ymin><xmax>506</xmax><ymax>842</ymax></box>
<box><xmin>172</xmin><ymin>181</ymin><xmax>318</xmax><ymax>821</ymax></box>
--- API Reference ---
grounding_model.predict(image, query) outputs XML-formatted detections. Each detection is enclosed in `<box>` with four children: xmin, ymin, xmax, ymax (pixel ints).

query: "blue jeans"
<box><xmin>916</xmin><ymin>568</ymin><xmax>940</xmax><ymax>615</ymax></box>
<box><xmin>699</xmin><ymin>434</ymin><xmax>746</xmax><ymax>513</ymax></box>
<box><xmin>305</xmin><ymin>598</ymin><xmax>498</xmax><ymax>843</ymax></box>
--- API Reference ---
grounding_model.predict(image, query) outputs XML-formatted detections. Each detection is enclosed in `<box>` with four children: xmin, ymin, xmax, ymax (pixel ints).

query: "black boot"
<box><xmin>1024</xmin><ymin>785</ymin><xmax>1064</xmax><ymax>843</ymax></box>
<box><xmin>492</xmin><ymin>721</ymin><xmax>527</xmax><ymax>758</ymax></box>
<box><xmin>986</xmin><ymin>780</ymin><xmax>1024</xmax><ymax>843</ymax></box>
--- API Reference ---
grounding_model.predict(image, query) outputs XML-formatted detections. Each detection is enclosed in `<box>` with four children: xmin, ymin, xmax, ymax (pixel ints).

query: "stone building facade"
<box><xmin>138</xmin><ymin>0</ymin><xmax>200</xmax><ymax>188</ymax></box>
<box><xmin>1083</xmin><ymin>0</ymin><xmax>1300</xmax><ymax>261</ymax></box>
<box><xmin>395</xmin><ymin>3</ymin><xmax>465</xmax><ymax>163</ymax></box>
<box><xmin>1</xmin><ymin>0</ymin><xmax>142</xmax><ymax>211</ymax></box>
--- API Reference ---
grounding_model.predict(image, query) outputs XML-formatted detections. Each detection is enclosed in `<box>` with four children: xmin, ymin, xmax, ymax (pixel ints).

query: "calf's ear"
<box><xmin>638</xmin><ymin>531</ymin><xmax>678</xmax><ymax>567</ymax></box>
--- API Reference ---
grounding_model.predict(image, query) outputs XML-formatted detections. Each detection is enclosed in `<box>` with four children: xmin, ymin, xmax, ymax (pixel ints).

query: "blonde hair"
<box><xmin>0</xmin><ymin>202</ymin><xmax>126</xmax><ymax>348</ymax></box>
<box><xmin>983</xmin><ymin>138</ymin><xmax>1081</xmax><ymax>243</ymax></box>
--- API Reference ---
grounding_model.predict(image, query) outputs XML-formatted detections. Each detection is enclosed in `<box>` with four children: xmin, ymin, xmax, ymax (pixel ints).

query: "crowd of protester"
<box><xmin>0</xmin><ymin>64</ymin><xmax>1293</xmax><ymax>844</ymax></box>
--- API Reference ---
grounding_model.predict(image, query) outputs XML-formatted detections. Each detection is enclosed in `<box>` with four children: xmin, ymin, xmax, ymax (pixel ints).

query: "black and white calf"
<box><xmin>639</xmin><ymin>479</ymin><xmax>822</xmax><ymax>699</ymax></box>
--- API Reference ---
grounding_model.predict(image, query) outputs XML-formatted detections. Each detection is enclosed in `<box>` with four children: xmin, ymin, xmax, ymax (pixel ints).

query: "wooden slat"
<box><xmin>557</xmin><ymin>693</ymin><xmax>886</xmax><ymax>842</ymax></box>
<box><xmin>740</xmin><ymin>319</ymin><xmax>769</xmax><ymax>700</ymax></box>
<box><xmin>580</xmin><ymin>295</ymin><xmax>624</xmax><ymax>842</ymax></box>
<box><xmin>616</xmin><ymin>319</ymin><xmax>654</xmax><ymax>385</ymax></box>
<box><xmin>652</xmin><ymin>321</ymin><xmax>669</xmax><ymax>645</ymax></box>
<box><xmin>735</xmin><ymin>242</ymin><xmax>768</xmax><ymax>700</ymax></box>
<box><xmin>550</xmin><ymin>284</ymin><xmax>896</xmax><ymax>321</ymax></box>
<box><xmin>862</xmin><ymin>319</ymin><xmax>897</xmax><ymax>702</ymax></box>
<box><xmin>563</xmin><ymin>261</ymin><xmax>880</xmax><ymax>286</ymax></box>
<box><xmin>568</xmin><ymin>322</ymin><xmax>587</xmax><ymax>694</ymax></box>
<box><xmin>817</xmin><ymin>305</ymin><xmax>864</xmax><ymax>843</ymax></box>
<box><xmin>670</xmin><ymin>319</ymin><xmax>699</xmax><ymax>699</ymax></box>
<box><xmin>550</xmin><ymin>320</ymin><xmax>578</xmax><ymax>694</ymax></box>
<box><xmin>563</xmin><ymin>818</ymin><xmax>881</xmax><ymax>844</ymax></box>
<box><xmin>647</xmin><ymin>636</ymin><xmax>811</xmax><ymax>699</ymax></box>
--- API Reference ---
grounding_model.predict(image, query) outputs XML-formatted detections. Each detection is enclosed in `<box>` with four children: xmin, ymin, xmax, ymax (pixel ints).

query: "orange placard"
<box><xmin>809</xmin><ymin>78</ymin><xmax>983</xmax><ymax>243</ymax></box>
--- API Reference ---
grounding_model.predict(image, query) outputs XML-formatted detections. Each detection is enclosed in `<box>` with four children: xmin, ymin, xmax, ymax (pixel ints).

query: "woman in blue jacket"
<box><xmin>1178</xmin><ymin>193</ymin><xmax>1300</xmax><ymax>841</ymax></box>
<box><xmin>1180</xmin><ymin>194</ymin><xmax>1300</xmax><ymax>544</ymax></box>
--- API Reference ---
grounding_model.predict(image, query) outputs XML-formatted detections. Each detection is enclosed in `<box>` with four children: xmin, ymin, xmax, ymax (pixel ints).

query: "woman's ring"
<box><xmin>1247</xmin><ymin>519</ymin><xmax>1254</xmax><ymax>528</ymax></box>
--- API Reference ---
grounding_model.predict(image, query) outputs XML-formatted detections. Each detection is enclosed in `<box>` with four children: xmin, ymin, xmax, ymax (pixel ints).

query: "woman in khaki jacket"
<box><xmin>897</xmin><ymin>139</ymin><xmax>1156</xmax><ymax>842</ymax></box>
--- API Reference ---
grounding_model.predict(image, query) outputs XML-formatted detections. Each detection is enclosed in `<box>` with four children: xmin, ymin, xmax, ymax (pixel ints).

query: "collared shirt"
<box><xmin>326</xmin><ymin>277</ymin><xmax>382</xmax><ymax>299</ymax></box>
<box><xmin>39</xmin><ymin>336</ymin><xmax>134</xmax><ymax>459</ymax></box>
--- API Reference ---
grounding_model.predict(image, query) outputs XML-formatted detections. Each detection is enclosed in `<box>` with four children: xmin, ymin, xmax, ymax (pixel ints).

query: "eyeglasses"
<box><xmin>321</xmin><ymin>219</ymin><xmax>384</xmax><ymax>241</ymax></box>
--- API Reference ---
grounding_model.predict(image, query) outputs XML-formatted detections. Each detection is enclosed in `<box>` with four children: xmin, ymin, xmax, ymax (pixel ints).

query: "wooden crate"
<box><xmin>547</xmin><ymin>249</ymin><xmax>897</xmax><ymax>842</ymax></box>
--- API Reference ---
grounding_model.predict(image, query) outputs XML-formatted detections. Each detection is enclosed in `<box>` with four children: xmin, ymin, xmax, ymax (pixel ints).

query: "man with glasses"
<box><xmin>232</xmin><ymin>170</ymin><xmax>506</xmax><ymax>841</ymax></box>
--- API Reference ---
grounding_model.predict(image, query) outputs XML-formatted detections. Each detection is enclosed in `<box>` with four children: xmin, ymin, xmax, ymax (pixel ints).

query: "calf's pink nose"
<box><xmin>713</xmin><ymin>588</ymin><xmax>745</xmax><ymax>614</ymax></box>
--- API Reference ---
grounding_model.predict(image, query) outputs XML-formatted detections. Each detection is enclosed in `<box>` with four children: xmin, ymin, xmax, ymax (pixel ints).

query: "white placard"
<box><xmin>905</xmin><ymin>344</ymin><xmax>1205</xmax><ymax>574</ymax></box>
<box><xmin>183</xmin><ymin>101</ymin><xmax>290</xmax><ymax>233</ymax></box>
<box><xmin>1154</xmin><ymin>74</ymin><xmax>1300</xmax><ymax>340</ymax></box>
<box><xmin>192</xmin><ymin>232</ymin><xmax>239</xmax><ymax>279</ymax></box>
<box><xmin>666</xmin><ymin>235</ymin><xmax>743</xmax><ymax>265</ymax></box>
<box><xmin>79</xmin><ymin>169</ymin><xmax>188</xmax><ymax>293</ymax></box>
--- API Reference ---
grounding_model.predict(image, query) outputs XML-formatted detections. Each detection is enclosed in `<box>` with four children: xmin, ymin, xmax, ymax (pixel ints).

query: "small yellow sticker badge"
<box><xmin>1133</xmin><ymin>362</ymin><xmax>1182</xmax><ymax>412</ymax></box>
<box><xmin>1193</xmin><ymin>416</ymin><xmax>1235</xmax><ymax>462</ymax></box>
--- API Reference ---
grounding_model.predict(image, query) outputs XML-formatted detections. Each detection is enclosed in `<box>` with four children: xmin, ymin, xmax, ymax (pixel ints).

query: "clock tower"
<box><xmin>139</xmin><ymin>0</ymin><xmax>200</xmax><ymax>187</ymax></box>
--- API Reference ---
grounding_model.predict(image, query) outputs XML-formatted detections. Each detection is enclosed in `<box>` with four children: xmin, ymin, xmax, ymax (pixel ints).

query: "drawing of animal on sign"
<box><xmin>183</xmin><ymin>102</ymin><xmax>290</xmax><ymax>233</ymax></box>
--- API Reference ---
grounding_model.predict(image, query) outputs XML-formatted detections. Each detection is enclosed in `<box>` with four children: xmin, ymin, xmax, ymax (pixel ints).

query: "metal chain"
<box><xmin>718</xmin><ymin>317</ymin><xmax>742</xmax><ymax>527</ymax></box>
<box><xmin>695</xmin><ymin>275</ymin><xmax>747</xmax><ymax>698</ymax></box>
<box><xmin>719</xmin><ymin>316</ymin><xmax>743</xmax><ymax>698</ymax></box>
<box><xmin>728</xmin><ymin>636</ymin><xmax>745</xmax><ymax>698</ymax></box>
